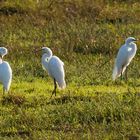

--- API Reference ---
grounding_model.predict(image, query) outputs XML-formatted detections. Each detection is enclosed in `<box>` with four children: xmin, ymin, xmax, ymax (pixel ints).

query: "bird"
<box><xmin>0</xmin><ymin>47</ymin><xmax>12</xmax><ymax>93</ymax></box>
<box><xmin>36</xmin><ymin>47</ymin><xmax>66</xmax><ymax>97</ymax></box>
<box><xmin>112</xmin><ymin>37</ymin><xmax>138</xmax><ymax>81</ymax></box>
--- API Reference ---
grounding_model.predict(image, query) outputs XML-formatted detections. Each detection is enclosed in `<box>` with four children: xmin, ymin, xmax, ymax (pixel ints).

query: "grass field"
<box><xmin>0</xmin><ymin>0</ymin><xmax>140</xmax><ymax>139</ymax></box>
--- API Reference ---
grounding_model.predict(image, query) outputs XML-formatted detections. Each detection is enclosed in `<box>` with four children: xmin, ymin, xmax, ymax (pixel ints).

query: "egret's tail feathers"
<box><xmin>58</xmin><ymin>79</ymin><xmax>66</xmax><ymax>89</ymax></box>
<box><xmin>112</xmin><ymin>65</ymin><xmax>118</xmax><ymax>81</ymax></box>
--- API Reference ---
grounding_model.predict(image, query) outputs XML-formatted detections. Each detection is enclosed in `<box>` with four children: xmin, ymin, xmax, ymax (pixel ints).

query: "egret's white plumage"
<box><xmin>0</xmin><ymin>47</ymin><xmax>8</xmax><ymax>58</ymax></box>
<box><xmin>0</xmin><ymin>47</ymin><xmax>12</xmax><ymax>93</ymax></box>
<box><xmin>112</xmin><ymin>37</ymin><xmax>137</xmax><ymax>80</ymax></box>
<box><xmin>41</xmin><ymin>47</ymin><xmax>66</xmax><ymax>96</ymax></box>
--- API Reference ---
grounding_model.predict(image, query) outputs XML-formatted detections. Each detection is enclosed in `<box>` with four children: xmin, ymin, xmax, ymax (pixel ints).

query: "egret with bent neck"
<box><xmin>38</xmin><ymin>47</ymin><xmax>66</xmax><ymax>97</ymax></box>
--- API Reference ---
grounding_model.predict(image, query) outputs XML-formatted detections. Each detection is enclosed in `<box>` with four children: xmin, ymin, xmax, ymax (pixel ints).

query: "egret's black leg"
<box><xmin>125</xmin><ymin>67</ymin><xmax>128</xmax><ymax>81</ymax></box>
<box><xmin>120</xmin><ymin>66</ymin><xmax>124</xmax><ymax>81</ymax></box>
<box><xmin>51</xmin><ymin>79</ymin><xmax>57</xmax><ymax>98</ymax></box>
<box><xmin>54</xmin><ymin>79</ymin><xmax>57</xmax><ymax>96</ymax></box>
<box><xmin>121</xmin><ymin>71</ymin><xmax>123</xmax><ymax>80</ymax></box>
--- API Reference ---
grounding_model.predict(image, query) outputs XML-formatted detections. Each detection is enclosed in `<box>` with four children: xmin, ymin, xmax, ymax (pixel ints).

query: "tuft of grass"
<box><xmin>1</xmin><ymin>94</ymin><xmax>26</xmax><ymax>106</ymax></box>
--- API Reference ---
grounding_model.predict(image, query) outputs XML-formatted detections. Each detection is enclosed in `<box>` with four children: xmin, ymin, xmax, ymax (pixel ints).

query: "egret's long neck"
<box><xmin>0</xmin><ymin>52</ymin><xmax>7</xmax><ymax>58</ymax></box>
<box><xmin>0</xmin><ymin>55</ymin><xmax>3</xmax><ymax>63</ymax></box>
<box><xmin>0</xmin><ymin>57</ymin><xmax>2</xmax><ymax>64</ymax></box>
<box><xmin>126</xmin><ymin>42</ymin><xmax>137</xmax><ymax>55</ymax></box>
<box><xmin>125</xmin><ymin>41</ymin><xmax>130</xmax><ymax>45</ymax></box>
<box><xmin>130</xmin><ymin>42</ymin><xmax>137</xmax><ymax>50</ymax></box>
<box><xmin>41</xmin><ymin>53</ymin><xmax>51</xmax><ymax>70</ymax></box>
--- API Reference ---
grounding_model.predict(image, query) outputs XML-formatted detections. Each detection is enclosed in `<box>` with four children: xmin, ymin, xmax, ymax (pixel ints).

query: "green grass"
<box><xmin>0</xmin><ymin>0</ymin><xmax>140</xmax><ymax>139</ymax></box>
<box><xmin>0</xmin><ymin>79</ymin><xmax>140</xmax><ymax>139</ymax></box>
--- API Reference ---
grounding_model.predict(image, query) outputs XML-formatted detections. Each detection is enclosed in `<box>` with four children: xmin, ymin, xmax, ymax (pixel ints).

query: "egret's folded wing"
<box><xmin>48</xmin><ymin>56</ymin><xmax>66</xmax><ymax>89</ymax></box>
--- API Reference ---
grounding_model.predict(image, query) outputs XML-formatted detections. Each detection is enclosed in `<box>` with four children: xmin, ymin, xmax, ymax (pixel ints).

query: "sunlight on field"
<box><xmin>0</xmin><ymin>0</ymin><xmax>140</xmax><ymax>139</ymax></box>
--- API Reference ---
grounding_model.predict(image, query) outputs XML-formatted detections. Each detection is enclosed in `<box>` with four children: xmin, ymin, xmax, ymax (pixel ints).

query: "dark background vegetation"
<box><xmin>0</xmin><ymin>0</ymin><xmax>140</xmax><ymax>80</ymax></box>
<box><xmin>0</xmin><ymin>0</ymin><xmax>140</xmax><ymax>83</ymax></box>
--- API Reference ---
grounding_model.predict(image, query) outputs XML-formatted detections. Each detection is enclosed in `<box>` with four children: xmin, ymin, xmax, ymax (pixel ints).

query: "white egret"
<box><xmin>0</xmin><ymin>47</ymin><xmax>12</xmax><ymax>93</ymax></box>
<box><xmin>112</xmin><ymin>37</ymin><xmax>138</xmax><ymax>81</ymax></box>
<box><xmin>36</xmin><ymin>47</ymin><xmax>66</xmax><ymax>97</ymax></box>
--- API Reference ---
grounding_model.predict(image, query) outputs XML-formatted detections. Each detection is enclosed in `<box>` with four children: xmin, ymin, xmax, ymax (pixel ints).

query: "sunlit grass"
<box><xmin>0</xmin><ymin>77</ymin><xmax>140</xmax><ymax>139</ymax></box>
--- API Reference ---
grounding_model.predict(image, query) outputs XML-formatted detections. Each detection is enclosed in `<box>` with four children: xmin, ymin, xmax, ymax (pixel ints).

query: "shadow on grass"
<box><xmin>0</xmin><ymin>6</ymin><xmax>25</xmax><ymax>15</ymax></box>
<box><xmin>47</xmin><ymin>95</ymin><xmax>93</xmax><ymax>105</ymax></box>
<box><xmin>1</xmin><ymin>94</ymin><xmax>26</xmax><ymax>106</ymax></box>
<box><xmin>0</xmin><ymin>131</ymin><xmax>30</xmax><ymax>138</ymax></box>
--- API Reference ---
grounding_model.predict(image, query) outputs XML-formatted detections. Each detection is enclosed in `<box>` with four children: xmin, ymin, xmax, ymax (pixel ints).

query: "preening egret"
<box><xmin>36</xmin><ymin>47</ymin><xmax>66</xmax><ymax>97</ymax></box>
<box><xmin>0</xmin><ymin>47</ymin><xmax>12</xmax><ymax>93</ymax></box>
<box><xmin>112</xmin><ymin>37</ymin><xmax>138</xmax><ymax>80</ymax></box>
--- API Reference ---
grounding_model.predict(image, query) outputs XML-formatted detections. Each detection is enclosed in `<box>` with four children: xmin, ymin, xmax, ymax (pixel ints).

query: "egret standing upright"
<box><xmin>36</xmin><ymin>47</ymin><xmax>66</xmax><ymax>97</ymax></box>
<box><xmin>112</xmin><ymin>37</ymin><xmax>138</xmax><ymax>81</ymax></box>
<box><xmin>0</xmin><ymin>47</ymin><xmax>12</xmax><ymax>93</ymax></box>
